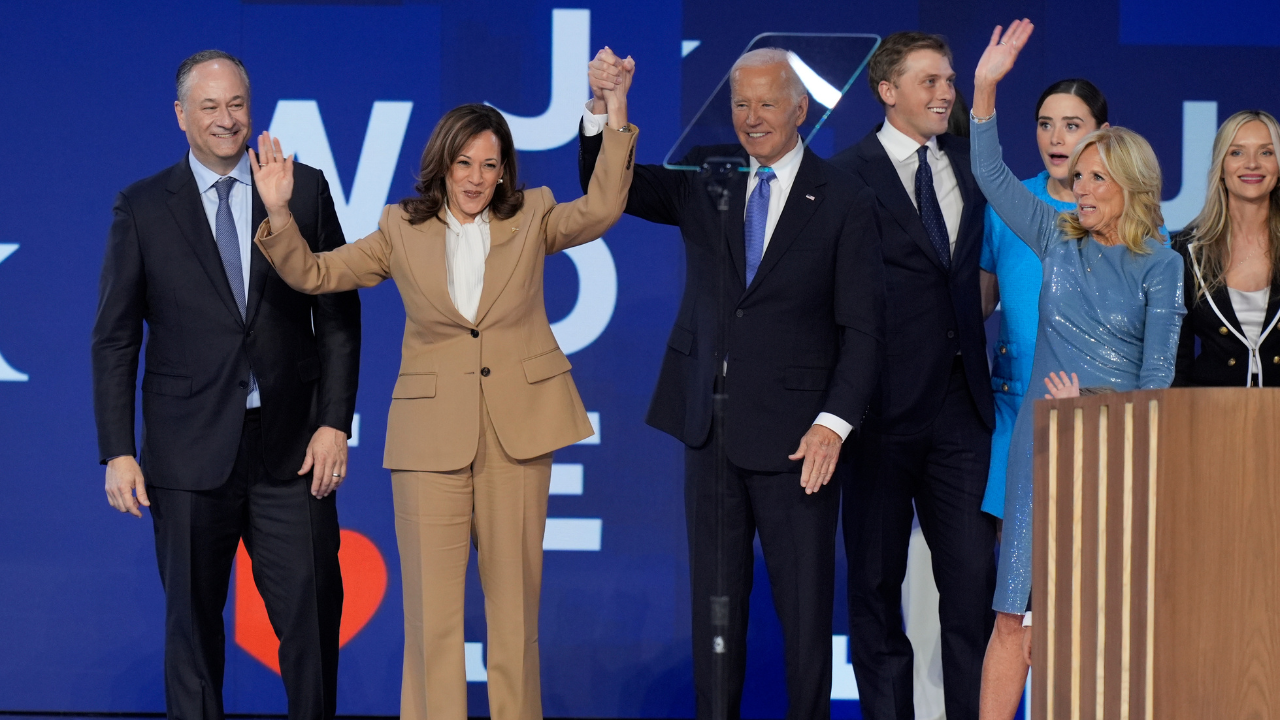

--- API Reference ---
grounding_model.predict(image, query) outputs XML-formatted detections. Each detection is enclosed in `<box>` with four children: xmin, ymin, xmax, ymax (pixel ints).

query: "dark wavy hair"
<box><xmin>1035</xmin><ymin>79</ymin><xmax>1108</xmax><ymax>126</ymax></box>
<box><xmin>400</xmin><ymin>104</ymin><xmax>524</xmax><ymax>224</ymax></box>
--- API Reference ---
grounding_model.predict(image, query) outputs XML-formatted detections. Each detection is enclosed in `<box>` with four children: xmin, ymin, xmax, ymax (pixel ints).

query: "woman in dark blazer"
<box><xmin>1174</xmin><ymin>109</ymin><xmax>1280</xmax><ymax>387</ymax></box>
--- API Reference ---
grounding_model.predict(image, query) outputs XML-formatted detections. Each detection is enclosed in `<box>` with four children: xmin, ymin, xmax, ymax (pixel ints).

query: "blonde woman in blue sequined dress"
<box><xmin>967</xmin><ymin>20</ymin><xmax>1186</xmax><ymax>720</ymax></box>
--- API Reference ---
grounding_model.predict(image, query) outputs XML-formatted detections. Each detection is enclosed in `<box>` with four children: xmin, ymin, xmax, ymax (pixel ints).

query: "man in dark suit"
<box><xmin>581</xmin><ymin>48</ymin><xmax>883</xmax><ymax>720</ymax></box>
<box><xmin>91</xmin><ymin>50</ymin><xmax>360</xmax><ymax>720</ymax></box>
<box><xmin>828</xmin><ymin>32</ymin><xmax>996</xmax><ymax>720</ymax></box>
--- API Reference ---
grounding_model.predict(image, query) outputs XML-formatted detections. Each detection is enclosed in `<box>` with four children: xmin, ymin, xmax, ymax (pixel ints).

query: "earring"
<box><xmin>497</xmin><ymin>178</ymin><xmax>504</xmax><ymax>184</ymax></box>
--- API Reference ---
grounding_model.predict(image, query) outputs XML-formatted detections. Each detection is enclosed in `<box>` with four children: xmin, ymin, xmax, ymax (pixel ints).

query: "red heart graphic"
<box><xmin>234</xmin><ymin>528</ymin><xmax>388</xmax><ymax>674</ymax></box>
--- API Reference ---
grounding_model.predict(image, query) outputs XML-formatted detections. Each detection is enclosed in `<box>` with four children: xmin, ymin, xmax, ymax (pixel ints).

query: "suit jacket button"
<box><xmin>1274</xmin><ymin>356</ymin><xmax>1280</xmax><ymax>364</ymax></box>
<box><xmin>999</xmin><ymin>345</ymin><xmax>1007</xmax><ymax>354</ymax></box>
<box><xmin>238</xmin><ymin>381</ymin><xmax>248</xmax><ymax>389</ymax></box>
<box><xmin>481</xmin><ymin>367</ymin><xmax>491</xmax><ymax>377</ymax></box>
<box><xmin>1227</xmin><ymin>358</ymin><xmax>1237</xmax><ymax>366</ymax></box>
<box><xmin>736</xmin><ymin>309</ymin><xmax>744</xmax><ymax>318</ymax></box>
<box><xmin>246</xmin><ymin>330</ymin><xmax>254</xmax><ymax>338</ymax></box>
<box><xmin>1220</xmin><ymin>326</ymin><xmax>1230</xmax><ymax>335</ymax></box>
<box><xmin>1001</xmin><ymin>383</ymin><xmax>1010</xmax><ymax>392</ymax></box>
<box><xmin>946</xmin><ymin>330</ymin><xmax>956</xmax><ymax>339</ymax></box>
<box><xmin>471</xmin><ymin>329</ymin><xmax>479</xmax><ymax>338</ymax></box>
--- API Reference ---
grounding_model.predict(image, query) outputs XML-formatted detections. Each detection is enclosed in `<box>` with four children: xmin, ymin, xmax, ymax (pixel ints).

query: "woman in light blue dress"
<box><xmin>969</xmin><ymin>20</ymin><xmax>1185</xmax><ymax>720</ymax></box>
<box><xmin>980</xmin><ymin>79</ymin><xmax>1110</xmax><ymax>519</ymax></box>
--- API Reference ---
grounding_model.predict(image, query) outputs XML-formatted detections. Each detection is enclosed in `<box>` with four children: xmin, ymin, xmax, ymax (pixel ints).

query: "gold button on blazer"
<box><xmin>255</xmin><ymin>125</ymin><xmax>638</xmax><ymax>471</ymax></box>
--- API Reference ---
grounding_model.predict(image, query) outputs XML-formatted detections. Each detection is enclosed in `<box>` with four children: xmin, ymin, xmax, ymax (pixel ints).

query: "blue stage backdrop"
<box><xmin>1</xmin><ymin>0</ymin><xmax>1276</xmax><ymax>716</ymax></box>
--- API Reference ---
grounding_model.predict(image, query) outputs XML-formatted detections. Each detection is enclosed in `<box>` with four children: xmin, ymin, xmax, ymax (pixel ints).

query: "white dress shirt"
<box><xmin>188</xmin><ymin>150</ymin><xmax>260</xmax><ymax>409</ymax></box>
<box><xmin>876</xmin><ymin>118</ymin><xmax>963</xmax><ymax>253</ymax></box>
<box><xmin>443</xmin><ymin>207</ymin><xmax>492</xmax><ymax>323</ymax></box>
<box><xmin>582</xmin><ymin>105</ymin><xmax>852</xmax><ymax>441</ymax></box>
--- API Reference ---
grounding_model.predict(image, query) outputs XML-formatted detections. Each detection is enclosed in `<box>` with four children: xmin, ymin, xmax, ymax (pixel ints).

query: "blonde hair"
<box><xmin>1056</xmin><ymin>126</ymin><xmax>1165</xmax><ymax>255</ymax></box>
<box><xmin>1182</xmin><ymin>110</ymin><xmax>1280</xmax><ymax>300</ymax></box>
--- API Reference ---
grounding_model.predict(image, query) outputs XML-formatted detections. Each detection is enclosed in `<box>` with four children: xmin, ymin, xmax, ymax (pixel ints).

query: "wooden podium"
<box><xmin>1031</xmin><ymin>388</ymin><xmax>1280</xmax><ymax>720</ymax></box>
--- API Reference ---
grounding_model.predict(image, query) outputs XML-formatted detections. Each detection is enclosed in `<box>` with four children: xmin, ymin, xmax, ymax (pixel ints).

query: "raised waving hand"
<box><xmin>972</xmin><ymin>18</ymin><xmax>1035</xmax><ymax>118</ymax></box>
<box><xmin>249</xmin><ymin>131</ymin><xmax>295</xmax><ymax>231</ymax></box>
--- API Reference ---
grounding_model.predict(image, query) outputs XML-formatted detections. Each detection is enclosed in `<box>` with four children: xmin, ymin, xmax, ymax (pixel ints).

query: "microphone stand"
<box><xmin>700</xmin><ymin>156</ymin><xmax>743</xmax><ymax>720</ymax></box>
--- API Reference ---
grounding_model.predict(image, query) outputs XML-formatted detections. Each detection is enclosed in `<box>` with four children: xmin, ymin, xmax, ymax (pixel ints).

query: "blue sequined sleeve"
<box><xmin>970</xmin><ymin>113</ymin><xmax>1063</xmax><ymax>260</ymax></box>
<box><xmin>1138</xmin><ymin>248</ymin><xmax>1187</xmax><ymax>389</ymax></box>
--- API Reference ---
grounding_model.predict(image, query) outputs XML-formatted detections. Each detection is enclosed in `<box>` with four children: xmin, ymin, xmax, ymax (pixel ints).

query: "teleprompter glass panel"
<box><xmin>664</xmin><ymin>33</ymin><xmax>881</xmax><ymax>171</ymax></box>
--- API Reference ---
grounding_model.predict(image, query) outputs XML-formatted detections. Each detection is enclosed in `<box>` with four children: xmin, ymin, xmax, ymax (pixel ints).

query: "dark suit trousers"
<box><xmin>148</xmin><ymin>411</ymin><xmax>342</xmax><ymax>720</ymax></box>
<box><xmin>685</xmin><ymin>397</ymin><xmax>840</xmax><ymax>720</ymax></box>
<box><xmin>843</xmin><ymin>360</ymin><xmax>996</xmax><ymax>720</ymax></box>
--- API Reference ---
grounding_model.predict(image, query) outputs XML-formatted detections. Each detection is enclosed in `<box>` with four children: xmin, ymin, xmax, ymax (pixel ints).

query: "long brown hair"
<box><xmin>1183</xmin><ymin>110</ymin><xmax>1280</xmax><ymax>300</ymax></box>
<box><xmin>1057</xmin><ymin>126</ymin><xmax>1164</xmax><ymax>255</ymax></box>
<box><xmin>400</xmin><ymin>104</ymin><xmax>524</xmax><ymax>224</ymax></box>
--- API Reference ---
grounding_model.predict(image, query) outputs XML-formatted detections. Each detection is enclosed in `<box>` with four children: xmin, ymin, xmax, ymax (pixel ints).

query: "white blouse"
<box><xmin>444</xmin><ymin>207</ymin><xmax>491</xmax><ymax>323</ymax></box>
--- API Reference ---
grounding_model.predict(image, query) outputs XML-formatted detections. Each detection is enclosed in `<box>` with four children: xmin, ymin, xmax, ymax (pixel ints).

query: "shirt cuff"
<box><xmin>1022</xmin><ymin>611</ymin><xmax>1033</xmax><ymax>627</ymax></box>
<box><xmin>581</xmin><ymin>101</ymin><xmax>608</xmax><ymax>136</ymax></box>
<box><xmin>814</xmin><ymin>413</ymin><xmax>853</xmax><ymax>442</ymax></box>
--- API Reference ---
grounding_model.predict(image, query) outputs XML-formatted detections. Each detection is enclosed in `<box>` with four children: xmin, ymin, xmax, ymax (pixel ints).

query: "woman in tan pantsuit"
<box><xmin>247</xmin><ymin>60</ymin><xmax>636</xmax><ymax>720</ymax></box>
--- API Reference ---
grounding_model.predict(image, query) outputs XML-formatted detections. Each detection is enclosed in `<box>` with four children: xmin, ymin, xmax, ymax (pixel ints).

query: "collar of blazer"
<box><xmin>164</xmin><ymin>154</ymin><xmax>269</xmax><ymax>328</ymax></box>
<box><xmin>405</xmin><ymin>203</ymin><xmax>527</xmax><ymax>328</ymax></box>
<box><xmin>741</xmin><ymin>146</ymin><xmax>827</xmax><ymax>299</ymax></box>
<box><xmin>856</xmin><ymin>128</ymin><xmax>973</xmax><ymax>273</ymax></box>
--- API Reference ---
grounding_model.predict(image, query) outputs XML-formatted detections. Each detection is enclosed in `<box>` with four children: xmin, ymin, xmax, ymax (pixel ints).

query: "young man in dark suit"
<box><xmin>91</xmin><ymin>50</ymin><xmax>360</xmax><ymax>720</ymax></box>
<box><xmin>829</xmin><ymin>32</ymin><xmax>997</xmax><ymax>720</ymax></box>
<box><xmin>581</xmin><ymin>48</ymin><xmax>884</xmax><ymax>720</ymax></box>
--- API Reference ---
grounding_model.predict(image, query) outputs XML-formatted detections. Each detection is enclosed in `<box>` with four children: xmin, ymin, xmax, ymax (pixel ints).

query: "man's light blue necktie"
<box><xmin>213</xmin><ymin>176</ymin><xmax>257</xmax><ymax>396</ymax></box>
<box><xmin>744</xmin><ymin>168</ymin><xmax>776</xmax><ymax>286</ymax></box>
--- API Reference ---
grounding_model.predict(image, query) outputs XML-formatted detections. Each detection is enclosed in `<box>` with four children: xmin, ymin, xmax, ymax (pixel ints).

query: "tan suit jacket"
<box><xmin>255</xmin><ymin>125</ymin><xmax>638</xmax><ymax>471</ymax></box>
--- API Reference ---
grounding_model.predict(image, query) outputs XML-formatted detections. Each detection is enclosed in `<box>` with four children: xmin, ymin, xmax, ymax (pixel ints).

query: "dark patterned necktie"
<box><xmin>915</xmin><ymin>145</ymin><xmax>951</xmax><ymax>270</ymax></box>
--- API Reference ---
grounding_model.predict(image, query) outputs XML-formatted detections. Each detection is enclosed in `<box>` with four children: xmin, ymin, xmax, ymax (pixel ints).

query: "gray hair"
<box><xmin>176</xmin><ymin>50</ymin><xmax>251</xmax><ymax>103</ymax></box>
<box><xmin>729</xmin><ymin>47</ymin><xmax>806</xmax><ymax>104</ymax></box>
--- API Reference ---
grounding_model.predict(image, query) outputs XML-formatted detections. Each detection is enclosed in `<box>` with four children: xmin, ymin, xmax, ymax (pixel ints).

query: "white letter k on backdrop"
<box><xmin>0</xmin><ymin>244</ymin><xmax>29</xmax><ymax>382</ymax></box>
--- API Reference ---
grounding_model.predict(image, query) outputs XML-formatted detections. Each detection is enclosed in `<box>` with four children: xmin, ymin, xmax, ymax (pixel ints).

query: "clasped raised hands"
<box><xmin>588</xmin><ymin>46</ymin><xmax>635</xmax><ymax>129</ymax></box>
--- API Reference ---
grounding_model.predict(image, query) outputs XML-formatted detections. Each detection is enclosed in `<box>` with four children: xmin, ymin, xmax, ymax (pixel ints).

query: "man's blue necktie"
<box><xmin>744</xmin><ymin>168</ymin><xmax>776</xmax><ymax>286</ymax></box>
<box><xmin>915</xmin><ymin>145</ymin><xmax>951</xmax><ymax>271</ymax></box>
<box><xmin>214</xmin><ymin>176</ymin><xmax>257</xmax><ymax>397</ymax></box>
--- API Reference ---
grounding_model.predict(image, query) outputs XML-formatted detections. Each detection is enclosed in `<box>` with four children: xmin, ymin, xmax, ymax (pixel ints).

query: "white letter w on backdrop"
<box><xmin>268</xmin><ymin>100</ymin><xmax>414</xmax><ymax>240</ymax></box>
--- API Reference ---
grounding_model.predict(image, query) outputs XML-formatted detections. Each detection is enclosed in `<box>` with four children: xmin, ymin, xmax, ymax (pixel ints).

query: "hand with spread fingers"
<box><xmin>248</xmin><ymin>131</ymin><xmax>295</xmax><ymax>232</ymax></box>
<box><xmin>789</xmin><ymin>424</ymin><xmax>843</xmax><ymax>494</ymax></box>
<box><xmin>972</xmin><ymin>18</ymin><xmax>1036</xmax><ymax>119</ymax></box>
<box><xmin>1043</xmin><ymin>370</ymin><xmax>1081</xmax><ymax>399</ymax></box>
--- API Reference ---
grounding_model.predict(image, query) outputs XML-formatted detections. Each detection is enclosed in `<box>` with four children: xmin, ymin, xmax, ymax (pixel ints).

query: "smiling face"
<box><xmin>1037</xmin><ymin>93</ymin><xmax>1104</xmax><ymax>184</ymax></box>
<box><xmin>174</xmin><ymin>60</ymin><xmax>250</xmax><ymax>174</ymax></box>
<box><xmin>1072</xmin><ymin>144</ymin><xmax>1125</xmax><ymax>238</ymax></box>
<box><xmin>730</xmin><ymin>63</ymin><xmax>808</xmax><ymax>167</ymax></box>
<box><xmin>880</xmin><ymin>49</ymin><xmax>955</xmax><ymax>145</ymax></box>
<box><xmin>445</xmin><ymin>130</ymin><xmax>503</xmax><ymax>224</ymax></box>
<box><xmin>1222</xmin><ymin>120</ymin><xmax>1279</xmax><ymax>205</ymax></box>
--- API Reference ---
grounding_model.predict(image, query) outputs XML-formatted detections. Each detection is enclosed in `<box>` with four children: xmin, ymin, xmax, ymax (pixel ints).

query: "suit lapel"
<box><xmin>403</xmin><ymin>214</ymin><xmax>475</xmax><ymax>328</ymax></box>
<box><xmin>245</xmin><ymin>183</ymin><xmax>270</xmax><ymax>328</ymax></box>
<box><xmin>474</xmin><ymin>211</ymin><xmax>524</xmax><ymax>326</ymax></box>
<box><xmin>744</xmin><ymin>148</ymin><xmax>825</xmax><ymax>297</ymax></box>
<box><xmin>942</xmin><ymin>134</ymin><xmax>980</xmax><ymax>265</ymax></box>
<box><xmin>165</xmin><ymin>157</ymin><xmax>244</xmax><ymax>326</ymax></box>
<box><xmin>719</xmin><ymin>168</ymin><xmax>748</xmax><ymax>286</ymax></box>
<box><xmin>857</xmin><ymin>133</ymin><xmax>946</xmax><ymax>272</ymax></box>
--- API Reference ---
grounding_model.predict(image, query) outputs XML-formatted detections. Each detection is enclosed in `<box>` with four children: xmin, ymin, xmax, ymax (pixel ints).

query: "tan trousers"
<box><xmin>392</xmin><ymin>400</ymin><xmax>552</xmax><ymax>720</ymax></box>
